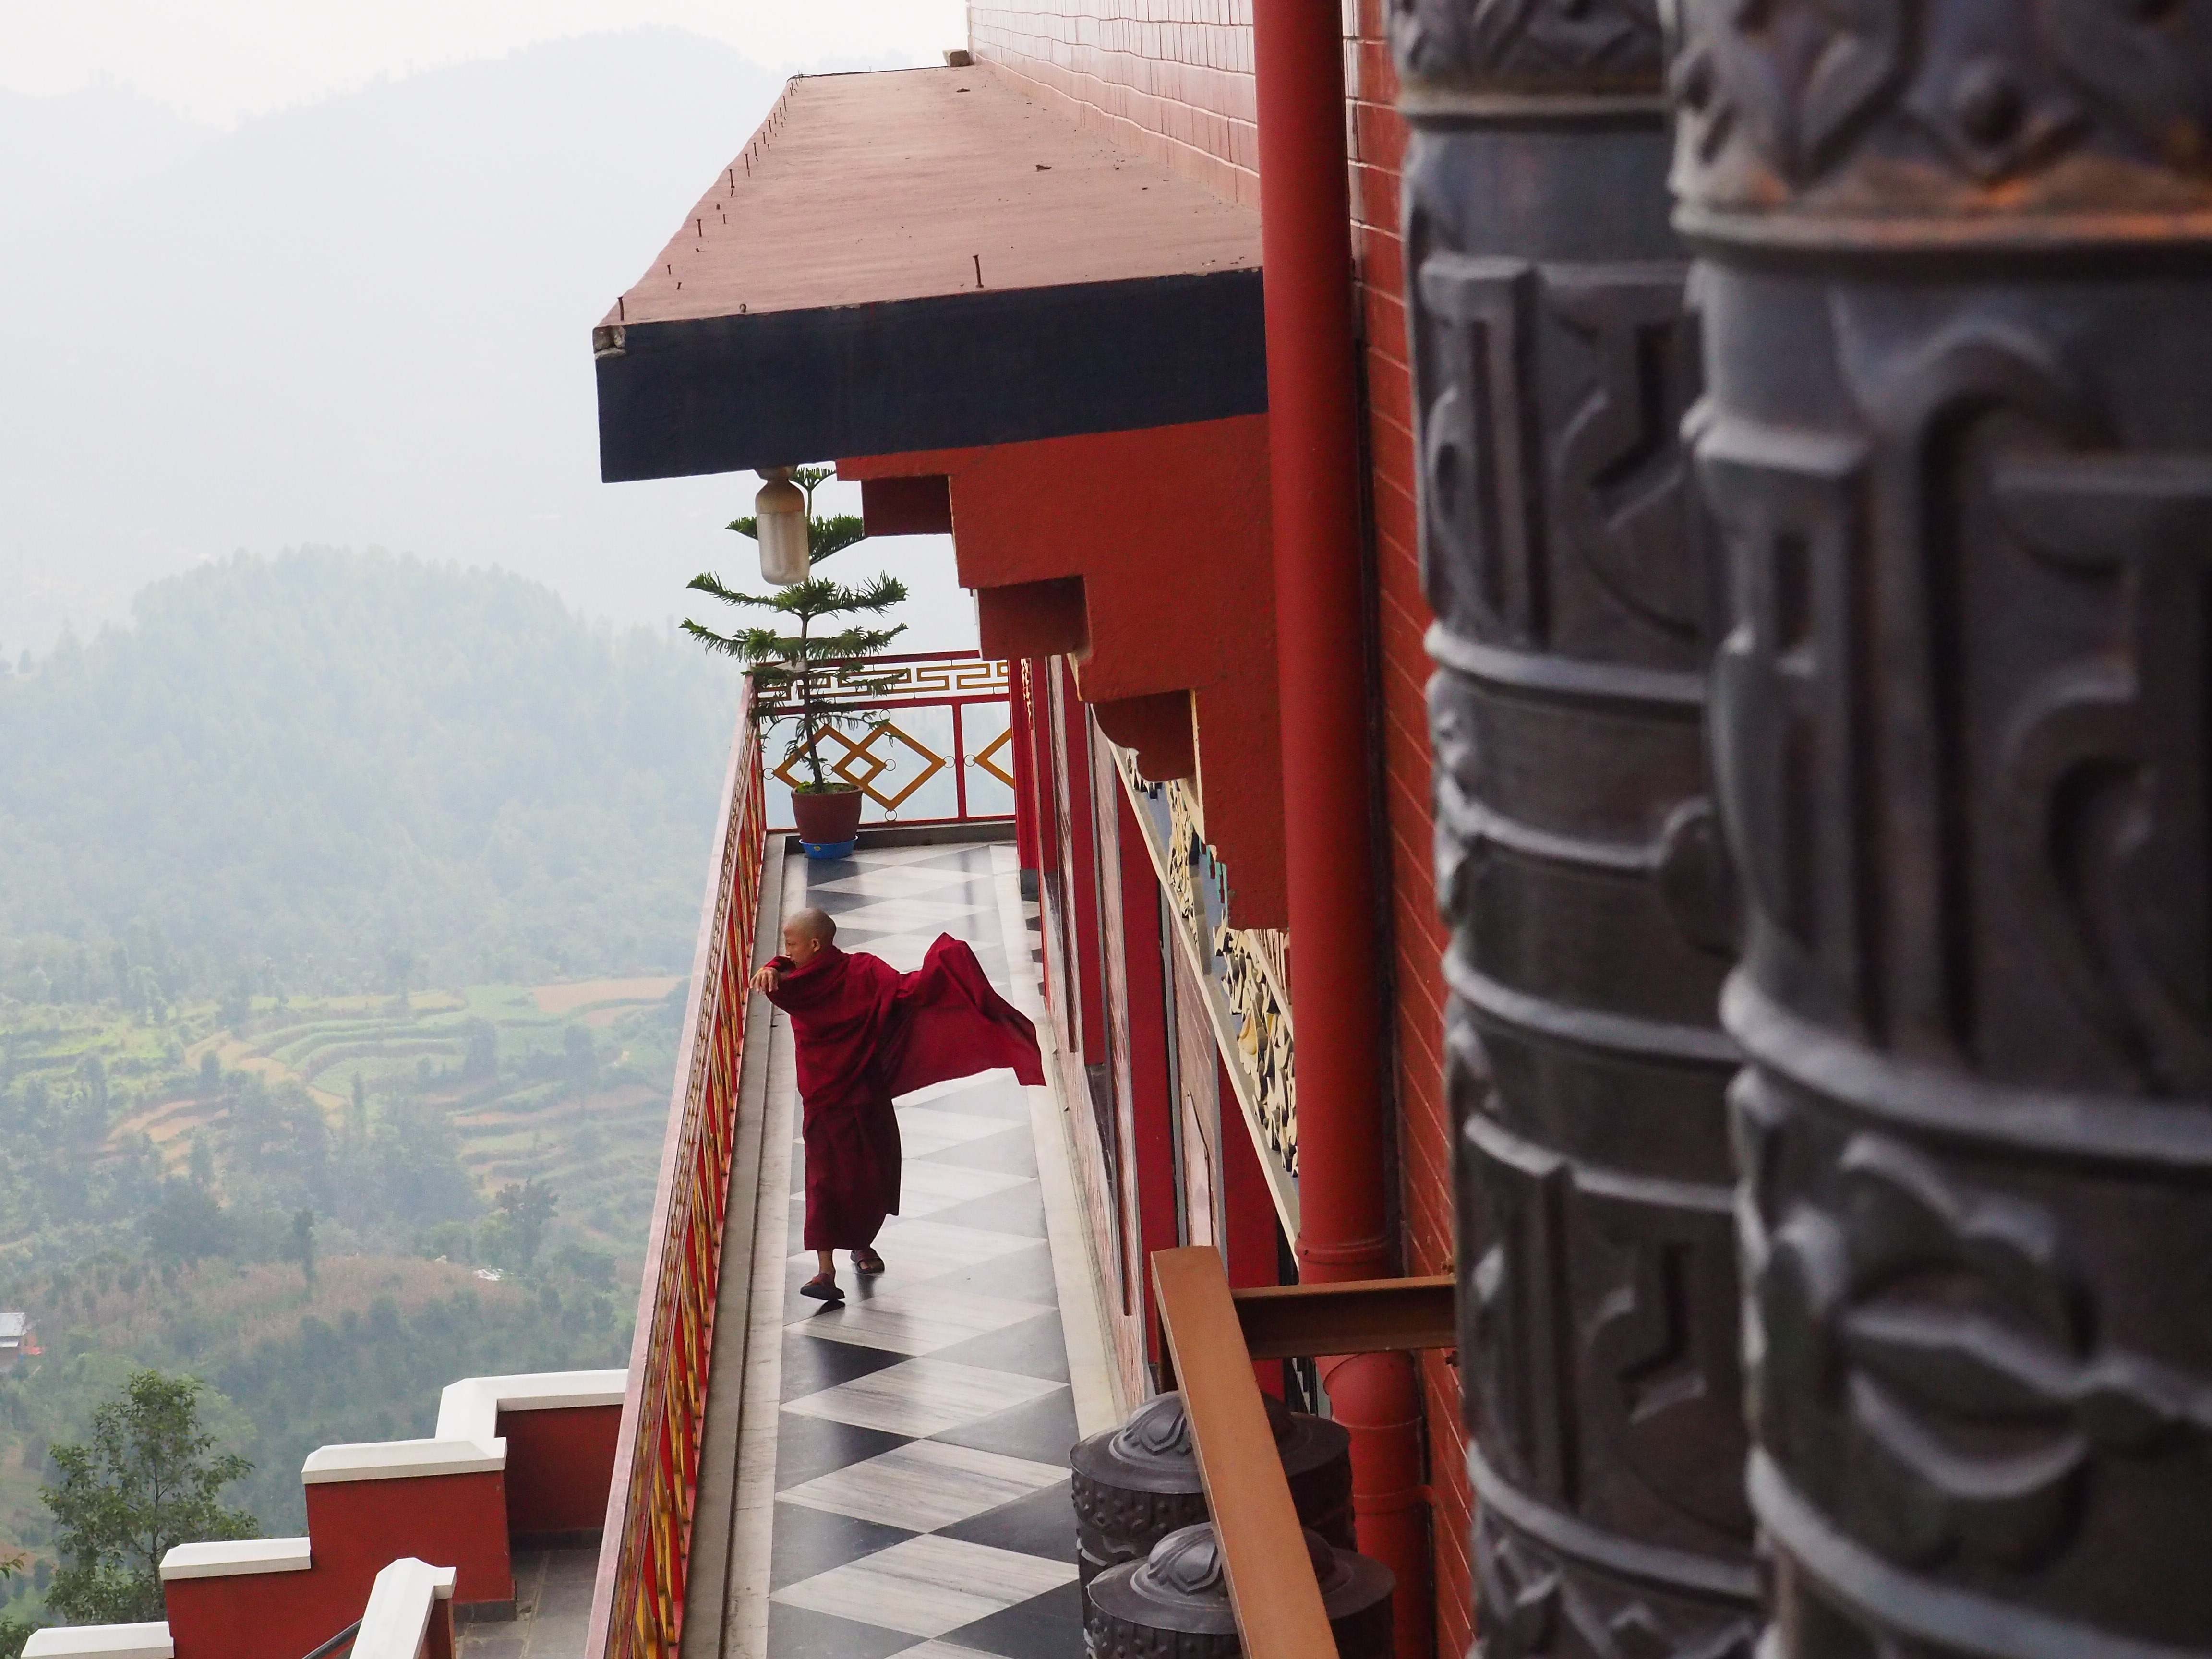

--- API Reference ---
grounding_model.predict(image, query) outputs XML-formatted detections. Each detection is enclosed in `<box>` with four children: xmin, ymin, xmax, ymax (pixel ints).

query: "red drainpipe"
<box><xmin>1250</xmin><ymin>4</ymin><xmax>1432</xmax><ymax>1655</ymax></box>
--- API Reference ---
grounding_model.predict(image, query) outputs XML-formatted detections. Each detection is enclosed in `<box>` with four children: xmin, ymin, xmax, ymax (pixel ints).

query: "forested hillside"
<box><xmin>0</xmin><ymin>549</ymin><xmax>740</xmax><ymax>996</ymax></box>
<box><xmin>0</xmin><ymin>550</ymin><xmax>742</xmax><ymax>1586</ymax></box>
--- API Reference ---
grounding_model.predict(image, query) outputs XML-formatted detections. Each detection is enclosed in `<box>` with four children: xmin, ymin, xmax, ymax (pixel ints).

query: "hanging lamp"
<box><xmin>754</xmin><ymin>467</ymin><xmax>809</xmax><ymax>585</ymax></box>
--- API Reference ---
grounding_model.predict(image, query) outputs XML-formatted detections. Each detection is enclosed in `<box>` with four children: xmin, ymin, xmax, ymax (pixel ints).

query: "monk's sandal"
<box><xmin>853</xmin><ymin>1249</ymin><xmax>885</xmax><ymax>1275</ymax></box>
<box><xmin>801</xmin><ymin>1273</ymin><xmax>843</xmax><ymax>1304</ymax></box>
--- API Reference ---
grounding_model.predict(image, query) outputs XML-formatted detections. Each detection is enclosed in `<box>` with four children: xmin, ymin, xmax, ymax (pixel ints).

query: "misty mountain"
<box><xmin>0</xmin><ymin>549</ymin><xmax>742</xmax><ymax>993</ymax></box>
<box><xmin>0</xmin><ymin>29</ymin><xmax>976</xmax><ymax>658</ymax></box>
<box><xmin>0</xmin><ymin>83</ymin><xmax>214</xmax><ymax>227</ymax></box>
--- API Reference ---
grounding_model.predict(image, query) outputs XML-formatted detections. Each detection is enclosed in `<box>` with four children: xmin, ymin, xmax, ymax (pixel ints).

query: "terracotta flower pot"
<box><xmin>791</xmin><ymin>784</ymin><xmax>865</xmax><ymax>854</ymax></box>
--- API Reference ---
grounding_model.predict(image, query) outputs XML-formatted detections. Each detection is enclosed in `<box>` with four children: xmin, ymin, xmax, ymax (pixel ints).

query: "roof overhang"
<box><xmin>594</xmin><ymin>67</ymin><xmax>1266</xmax><ymax>482</ymax></box>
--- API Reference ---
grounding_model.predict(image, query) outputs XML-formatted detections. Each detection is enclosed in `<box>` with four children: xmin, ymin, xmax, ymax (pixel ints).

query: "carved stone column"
<box><xmin>1672</xmin><ymin>0</ymin><xmax>2212</xmax><ymax>1651</ymax></box>
<box><xmin>1396</xmin><ymin>0</ymin><xmax>1760</xmax><ymax>1653</ymax></box>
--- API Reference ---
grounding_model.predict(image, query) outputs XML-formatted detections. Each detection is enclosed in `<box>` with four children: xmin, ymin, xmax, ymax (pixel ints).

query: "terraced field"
<box><xmin>97</xmin><ymin>977</ymin><xmax>690</xmax><ymax>1267</ymax></box>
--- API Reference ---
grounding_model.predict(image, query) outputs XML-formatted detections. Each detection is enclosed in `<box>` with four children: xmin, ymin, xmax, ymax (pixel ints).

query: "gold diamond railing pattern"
<box><xmin>972</xmin><ymin>726</ymin><xmax>1017</xmax><ymax>791</ymax></box>
<box><xmin>755</xmin><ymin>650</ymin><xmax>1014</xmax><ymax>830</ymax></box>
<box><xmin>772</xmin><ymin>720</ymin><xmax>949</xmax><ymax>815</ymax></box>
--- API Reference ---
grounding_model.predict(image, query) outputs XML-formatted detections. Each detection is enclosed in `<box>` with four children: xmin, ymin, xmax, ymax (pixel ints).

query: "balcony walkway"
<box><xmin>685</xmin><ymin>838</ymin><xmax>1118</xmax><ymax>1659</ymax></box>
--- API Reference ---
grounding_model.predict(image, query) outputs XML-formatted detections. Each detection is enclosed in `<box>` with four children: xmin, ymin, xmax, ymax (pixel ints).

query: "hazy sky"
<box><xmin>0</xmin><ymin>6</ymin><xmax>984</xmax><ymax>657</ymax></box>
<box><xmin>0</xmin><ymin>0</ymin><xmax>970</xmax><ymax>125</ymax></box>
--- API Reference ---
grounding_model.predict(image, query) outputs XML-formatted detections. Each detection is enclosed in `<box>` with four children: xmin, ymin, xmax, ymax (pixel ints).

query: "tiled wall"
<box><xmin>969</xmin><ymin>0</ymin><xmax>1261</xmax><ymax>207</ymax></box>
<box><xmin>972</xmin><ymin>3</ymin><xmax>1473</xmax><ymax>1649</ymax></box>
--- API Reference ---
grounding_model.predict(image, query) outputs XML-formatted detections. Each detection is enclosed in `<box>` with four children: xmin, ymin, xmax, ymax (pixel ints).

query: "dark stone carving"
<box><xmin>1069</xmin><ymin>1392</ymin><xmax>1353</xmax><ymax>1590</ymax></box>
<box><xmin>1084</xmin><ymin>1524</ymin><xmax>1394</xmax><ymax>1659</ymax></box>
<box><xmin>1668</xmin><ymin>0</ymin><xmax>2212</xmax><ymax>228</ymax></box>
<box><xmin>1401</xmin><ymin>0</ymin><xmax>1761</xmax><ymax>1649</ymax></box>
<box><xmin>1393</xmin><ymin>0</ymin><xmax>1665</xmax><ymax>93</ymax></box>
<box><xmin>1682</xmin><ymin>17</ymin><xmax>2212</xmax><ymax>1640</ymax></box>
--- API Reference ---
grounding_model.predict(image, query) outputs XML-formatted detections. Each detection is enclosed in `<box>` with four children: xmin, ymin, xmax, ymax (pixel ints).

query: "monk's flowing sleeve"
<box><xmin>879</xmin><ymin>934</ymin><xmax>1046</xmax><ymax>1096</ymax></box>
<box><xmin>765</xmin><ymin>948</ymin><xmax>901</xmax><ymax>1108</ymax></box>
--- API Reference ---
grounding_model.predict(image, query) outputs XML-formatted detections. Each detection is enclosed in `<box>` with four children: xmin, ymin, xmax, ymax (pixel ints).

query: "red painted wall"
<box><xmin>498</xmin><ymin>1405</ymin><xmax>622</xmax><ymax>1539</ymax></box>
<box><xmin>842</xmin><ymin>417</ymin><xmax>1286</xmax><ymax>929</ymax></box>
<box><xmin>306</xmin><ymin>1471</ymin><xmax>513</xmax><ymax>1609</ymax></box>
<box><xmin>166</xmin><ymin>1570</ymin><xmax>356</xmax><ymax>1659</ymax></box>
<box><xmin>167</xmin><ymin>1471</ymin><xmax>508</xmax><ymax>1659</ymax></box>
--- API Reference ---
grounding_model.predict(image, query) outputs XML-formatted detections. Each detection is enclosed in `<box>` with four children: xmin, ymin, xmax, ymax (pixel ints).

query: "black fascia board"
<box><xmin>596</xmin><ymin>267</ymin><xmax>1266</xmax><ymax>481</ymax></box>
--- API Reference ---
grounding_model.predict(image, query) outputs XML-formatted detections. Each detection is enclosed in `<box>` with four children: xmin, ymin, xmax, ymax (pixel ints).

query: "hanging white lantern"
<box><xmin>754</xmin><ymin>467</ymin><xmax>809</xmax><ymax>585</ymax></box>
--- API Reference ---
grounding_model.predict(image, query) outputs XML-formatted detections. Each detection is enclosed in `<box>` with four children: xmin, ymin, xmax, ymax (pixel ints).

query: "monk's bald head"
<box><xmin>782</xmin><ymin>907</ymin><xmax>836</xmax><ymax>964</ymax></box>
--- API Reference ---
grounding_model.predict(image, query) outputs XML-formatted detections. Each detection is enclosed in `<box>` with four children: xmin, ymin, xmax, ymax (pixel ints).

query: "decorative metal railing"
<box><xmin>588</xmin><ymin>682</ymin><xmax>768</xmax><ymax>1659</ymax></box>
<box><xmin>756</xmin><ymin>650</ymin><xmax>1016</xmax><ymax>830</ymax></box>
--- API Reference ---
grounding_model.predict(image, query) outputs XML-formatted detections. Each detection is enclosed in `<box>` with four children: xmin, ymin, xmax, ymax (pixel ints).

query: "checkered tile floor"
<box><xmin>770</xmin><ymin>843</ymin><xmax>1081</xmax><ymax>1659</ymax></box>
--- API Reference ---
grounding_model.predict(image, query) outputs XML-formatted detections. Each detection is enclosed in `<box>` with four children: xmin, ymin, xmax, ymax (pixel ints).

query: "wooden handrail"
<box><xmin>1231</xmin><ymin>1274</ymin><xmax>1455</xmax><ymax>1361</ymax></box>
<box><xmin>1151</xmin><ymin>1246</ymin><xmax>1337</xmax><ymax>1659</ymax></box>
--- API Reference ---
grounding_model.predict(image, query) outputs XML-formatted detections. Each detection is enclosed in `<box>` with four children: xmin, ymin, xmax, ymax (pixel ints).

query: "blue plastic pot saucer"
<box><xmin>802</xmin><ymin>838</ymin><xmax>858</xmax><ymax>861</ymax></box>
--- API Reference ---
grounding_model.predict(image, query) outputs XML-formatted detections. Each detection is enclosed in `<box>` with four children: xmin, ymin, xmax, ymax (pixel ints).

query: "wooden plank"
<box><xmin>1231</xmin><ymin>1275</ymin><xmax>1455</xmax><ymax>1360</ymax></box>
<box><xmin>1151</xmin><ymin>1246</ymin><xmax>1336</xmax><ymax>1659</ymax></box>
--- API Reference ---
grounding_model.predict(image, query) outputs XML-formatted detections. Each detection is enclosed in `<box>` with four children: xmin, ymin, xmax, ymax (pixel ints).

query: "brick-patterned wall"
<box><xmin>1343</xmin><ymin>3</ymin><xmax>1475</xmax><ymax>1654</ymax></box>
<box><xmin>969</xmin><ymin>0</ymin><xmax>1260</xmax><ymax>206</ymax></box>
<box><xmin>971</xmin><ymin>3</ymin><xmax>1471</xmax><ymax>1649</ymax></box>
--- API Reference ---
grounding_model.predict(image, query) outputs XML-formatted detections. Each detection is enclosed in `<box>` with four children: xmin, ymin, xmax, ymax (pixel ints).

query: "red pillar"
<box><xmin>1252</xmin><ymin>3</ymin><xmax>1430</xmax><ymax>1651</ymax></box>
<box><xmin>1009</xmin><ymin>656</ymin><xmax>1042</xmax><ymax>882</ymax></box>
<box><xmin>1054</xmin><ymin>662</ymin><xmax>1109</xmax><ymax>1055</ymax></box>
<box><xmin>1115</xmin><ymin>787</ymin><xmax>1181</xmax><ymax>1371</ymax></box>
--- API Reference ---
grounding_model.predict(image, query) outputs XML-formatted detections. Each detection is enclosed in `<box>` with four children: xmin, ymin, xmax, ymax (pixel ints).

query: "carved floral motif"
<box><xmin>1118</xmin><ymin>752</ymin><xmax>1299</xmax><ymax>1180</ymax></box>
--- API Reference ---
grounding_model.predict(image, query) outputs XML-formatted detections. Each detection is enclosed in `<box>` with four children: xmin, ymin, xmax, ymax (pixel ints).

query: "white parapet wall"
<box><xmin>159</xmin><ymin>1536</ymin><xmax>313</xmax><ymax>1581</ymax></box>
<box><xmin>23</xmin><ymin>1624</ymin><xmax>173</xmax><ymax>1659</ymax></box>
<box><xmin>433</xmin><ymin>1368</ymin><xmax>627</xmax><ymax>1446</ymax></box>
<box><xmin>299</xmin><ymin>1435</ymin><xmax>506</xmax><ymax>1484</ymax></box>
<box><xmin>300</xmin><ymin>1368</ymin><xmax>627</xmax><ymax>1485</ymax></box>
<box><xmin>28</xmin><ymin>1371</ymin><xmax>632</xmax><ymax>1659</ymax></box>
<box><xmin>353</xmin><ymin>1558</ymin><xmax>457</xmax><ymax>1659</ymax></box>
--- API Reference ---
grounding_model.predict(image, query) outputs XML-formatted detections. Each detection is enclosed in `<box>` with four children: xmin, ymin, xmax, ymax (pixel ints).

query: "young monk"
<box><xmin>751</xmin><ymin>906</ymin><xmax>1045</xmax><ymax>1304</ymax></box>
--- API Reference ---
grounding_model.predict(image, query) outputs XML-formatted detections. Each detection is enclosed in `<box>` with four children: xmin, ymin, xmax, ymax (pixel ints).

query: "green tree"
<box><xmin>187</xmin><ymin>1130</ymin><xmax>216</xmax><ymax>1190</ymax></box>
<box><xmin>495</xmin><ymin>1179</ymin><xmax>557</xmax><ymax>1273</ymax></box>
<box><xmin>147</xmin><ymin>1181</ymin><xmax>228</xmax><ymax>1262</ymax></box>
<box><xmin>44</xmin><ymin>1371</ymin><xmax>257</xmax><ymax>1623</ymax></box>
<box><xmin>291</xmin><ymin>1208</ymin><xmax>317</xmax><ymax>1292</ymax></box>
<box><xmin>684</xmin><ymin>466</ymin><xmax>907</xmax><ymax>791</ymax></box>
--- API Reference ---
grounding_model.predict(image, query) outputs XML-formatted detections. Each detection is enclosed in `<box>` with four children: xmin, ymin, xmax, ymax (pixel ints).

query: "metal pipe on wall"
<box><xmin>1251</xmin><ymin>4</ymin><xmax>1431</xmax><ymax>1653</ymax></box>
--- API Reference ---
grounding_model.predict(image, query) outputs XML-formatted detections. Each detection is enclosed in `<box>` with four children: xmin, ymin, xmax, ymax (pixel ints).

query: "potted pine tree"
<box><xmin>684</xmin><ymin>467</ymin><xmax>908</xmax><ymax>858</ymax></box>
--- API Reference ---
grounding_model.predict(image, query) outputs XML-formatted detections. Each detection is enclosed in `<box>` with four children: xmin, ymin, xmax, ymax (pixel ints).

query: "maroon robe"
<box><xmin>766</xmin><ymin>934</ymin><xmax>1046</xmax><ymax>1251</ymax></box>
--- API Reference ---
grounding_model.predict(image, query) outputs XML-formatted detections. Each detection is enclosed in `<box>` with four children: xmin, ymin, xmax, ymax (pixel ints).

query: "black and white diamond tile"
<box><xmin>783</xmin><ymin>1356</ymin><xmax>1063</xmax><ymax>1439</ymax></box>
<box><xmin>769</xmin><ymin>844</ymin><xmax>1080</xmax><ymax>1659</ymax></box>
<box><xmin>780</xmin><ymin>1439</ymin><xmax>1067</xmax><ymax>1532</ymax></box>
